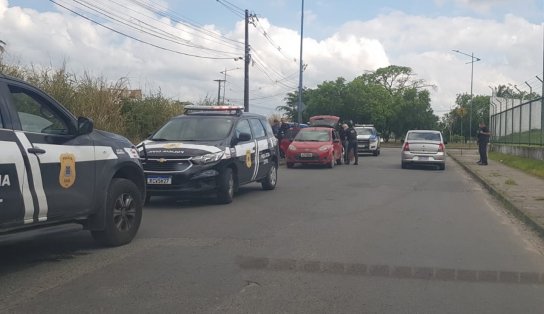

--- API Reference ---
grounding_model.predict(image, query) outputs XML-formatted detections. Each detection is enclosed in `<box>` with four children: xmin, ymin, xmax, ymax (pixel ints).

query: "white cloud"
<box><xmin>0</xmin><ymin>1</ymin><xmax>541</xmax><ymax>118</ymax></box>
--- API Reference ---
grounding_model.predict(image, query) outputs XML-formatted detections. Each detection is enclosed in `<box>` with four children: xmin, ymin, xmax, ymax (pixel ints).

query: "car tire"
<box><xmin>261</xmin><ymin>164</ymin><xmax>277</xmax><ymax>190</ymax></box>
<box><xmin>286</xmin><ymin>162</ymin><xmax>294</xmax><ymax>168</ymax></box>
<box><xmin>216</xmin><ymin>167</ymin><xmax>234</xmax><ymax>204</ymax></box>
<box><xmin>144</xmin><ymin>194</ymin><xmax>151</xmax><ymax>205</ymax></box>
<box><xmin>439</xmin><ymin>164</ymin><xmax>446</xmax><ymax>170</ymax></box>
<box><xmin>328</xmin><ymin>154</ymin><xmax>335</xmax><ymax>168</ymax></box>
<box><xmin>91</xmin><ymin>178</ymin><xmax>143</xmax><ymax>247</ymax></box>
<box><xmin>373</xmin><ymin>150</ymin><xmax>379</xmax><ymax>156</ymax></box>
<box><xmin>401</xmin><ymin>162</ymin><xmax>407</xmax><ymax>169</ymax></box>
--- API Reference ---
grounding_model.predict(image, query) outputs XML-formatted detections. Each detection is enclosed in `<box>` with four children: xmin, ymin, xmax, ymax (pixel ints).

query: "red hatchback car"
<box><xmin>285</xmin><ymin>127</ymin><xmax>344</xmax><ymax>168</ymax></box>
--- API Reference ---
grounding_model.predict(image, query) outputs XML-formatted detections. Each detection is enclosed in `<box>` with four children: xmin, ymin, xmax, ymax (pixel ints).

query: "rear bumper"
<box><xmin>286</xmin><ymin>152</ymin><xmax>332</xmax><ymax>164</ymax></box>
<box><xmin>401</xmin><ymin>152</ymin><xmax>446</xmax><ymax>164</ymax></box>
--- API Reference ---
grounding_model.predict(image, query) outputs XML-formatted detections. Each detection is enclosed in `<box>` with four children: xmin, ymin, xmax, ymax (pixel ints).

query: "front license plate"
<box><xmin>300</xmin><ymin>153</ymin><xmax>313</xmax><ymax>157</ymax></box>
<box><xmin>147</xmin><ymin>176</ymin><xmax>172</xmax><ymax>184</ymax></box>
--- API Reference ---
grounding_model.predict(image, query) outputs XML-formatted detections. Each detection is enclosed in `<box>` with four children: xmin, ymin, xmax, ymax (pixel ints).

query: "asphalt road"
<box><xmin>1</xmin><ymin>148</ymin><xmax>544</xmax><ymax>313</ymax></box>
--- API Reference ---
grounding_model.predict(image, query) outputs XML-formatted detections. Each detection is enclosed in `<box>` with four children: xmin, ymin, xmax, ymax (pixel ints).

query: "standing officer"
<box><xmin>477</xmin><ymin>121</ymin><xmax>491</xmax><ymax>165</ymax></box>
<box><xmin>342</xmin><ymin>123</ymin><xmax>358</xmax><ymax>165</ymax></box>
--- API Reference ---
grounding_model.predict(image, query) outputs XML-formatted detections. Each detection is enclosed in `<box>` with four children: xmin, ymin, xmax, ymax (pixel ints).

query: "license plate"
<box><xmin>418</xmin><ymin>156</ymin><xmax>429</xmax><ymax>161</ymax></box>
<box><xmin>147</xmin><ymin>176</ymin><xmax>172</xmax><ymax>184</ymax></box>
<box><xmin>300</xmin><ymin>153</ymin><xmax>313</xmax><ymax>157</ymax></box>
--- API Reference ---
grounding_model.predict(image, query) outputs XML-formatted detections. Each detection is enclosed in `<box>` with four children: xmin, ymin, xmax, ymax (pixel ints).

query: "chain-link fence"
<box><xmin>490</xmin><ymin>96</ymin><xmax>543</xmax><ymax>146</ymax></box>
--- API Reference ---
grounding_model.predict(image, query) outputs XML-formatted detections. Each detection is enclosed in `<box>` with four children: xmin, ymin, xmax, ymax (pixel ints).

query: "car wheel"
<box><xmin>439</xmin><ymin>164</ymin><xmax>446</xmax><ymax>170</ymax></box>
<box><xmin>261</xmin><ymin>164</ymin><xmax>277</xmax><ymax>190</ymax></box>
<box><xmin>328</xmin><ymin>154</ymin><xmax>335</xmax><ymax>168</ymax></box>
<box><xmin>91</xmin><ymin>178</ymin><xmax>143</xmax><ymax>246</ymax></box>
<box><xmin>373</xmin><ymin>150</ymin><xmax>379</xmax><ymax>156</ymax></box>
<box><xmin>286</xmin><ymin>162</ymin><xmax>294</xmax><ymax>168</ymax></box>
<box><xmin>401</xmin><ymin>162</ymin><xmax>407</xmax><ymax>169</ymax></box>
<box><xmin>217</xmin><ymin>168</ymin><xmax>235</xmax><ymax>204</ymax></box>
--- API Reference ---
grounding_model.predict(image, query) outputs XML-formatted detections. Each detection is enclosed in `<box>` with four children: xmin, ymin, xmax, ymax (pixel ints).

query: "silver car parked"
<box><xmin>401</xmin><ymin>130</ymin><xmax>446</xmax><ymax>170</ymax></box>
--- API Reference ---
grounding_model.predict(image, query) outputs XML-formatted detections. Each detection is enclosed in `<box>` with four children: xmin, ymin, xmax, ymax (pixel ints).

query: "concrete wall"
<box><xmin>490</xmin><ymin>144</ymin><xmax>544</xmax><ymax>160</ymax></box>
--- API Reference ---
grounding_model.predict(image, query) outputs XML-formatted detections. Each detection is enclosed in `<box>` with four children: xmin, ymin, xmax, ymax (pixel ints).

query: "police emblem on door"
<box><xmin>59</xmin><ymin>153</ymin><xmax>76</xmax><ymax>188</ymax></box>
<box><xmin>245</xmin><ymin>149</ymin><xmax>252</xmax><ymax>168</ymax></box>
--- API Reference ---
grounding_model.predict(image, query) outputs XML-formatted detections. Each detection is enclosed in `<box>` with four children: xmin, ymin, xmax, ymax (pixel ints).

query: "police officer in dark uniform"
<box><xmin>477</xmin><ymin>121</ymin><xmax>491</xmax><ymax>165</ymax></box>
<box><xmin>342</xmin><ymin>123</ymin><xmax>358</xmax><ymax>165</ymax></box>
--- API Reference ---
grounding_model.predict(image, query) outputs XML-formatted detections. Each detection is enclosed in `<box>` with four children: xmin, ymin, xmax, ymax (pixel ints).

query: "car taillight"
<box><xmin>438</xmin><ymin>143</ymin><xmax>445</xmax><ymax>152</ymax></box>
<box><xmin>402</xmin><ymin>142</ymin><xmax>410</xmax><ymax>151</ymax></box>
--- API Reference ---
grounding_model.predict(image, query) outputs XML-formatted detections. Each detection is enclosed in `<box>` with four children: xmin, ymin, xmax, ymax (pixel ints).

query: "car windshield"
<box><xmin>294</xmin><ymin>129</ymin><xmax>330</xmax><ymax>142</ymax></box>
<box><xmin>355</xmin><ymin>127</ymin><xmax>373</xmax><ymax>135</ymax></box>
<box><xmin>407</xmin><ymin>132</ymin><xmax>441</xmax><ymax>141</ymax></box>
<box><xmin>151</xmin><ymin>117</ymin><xmax>234</xmax><ymax>141</ymax></box>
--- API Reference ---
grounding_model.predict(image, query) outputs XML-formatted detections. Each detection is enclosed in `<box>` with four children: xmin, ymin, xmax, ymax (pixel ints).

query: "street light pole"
<box><xmin>453</xmin><ymin>49</ymin><xmax>481</xmax><ymax>143</ymax></box>
<box><xmin>297</xmin><ymin>0</ymin><xmax>304</xmax><ymax>124</ymax></box>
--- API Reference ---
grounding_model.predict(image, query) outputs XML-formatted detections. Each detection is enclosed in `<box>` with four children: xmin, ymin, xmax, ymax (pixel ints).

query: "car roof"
<box><xmin>407</xmin><ymin>130</ymin><xmax>441</xmax><ymax>133</ymax></box>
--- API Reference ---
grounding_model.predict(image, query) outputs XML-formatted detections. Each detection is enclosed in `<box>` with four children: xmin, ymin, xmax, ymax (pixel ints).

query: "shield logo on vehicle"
<box><xmin>245</xmin><ymin>149</ymin><xmax>252</xmax><ymax>168</ymax></box>
<box><xmin>59</xmin><ymin>153</ymin><xmax>76</xmax><ymax>189</ymax></box>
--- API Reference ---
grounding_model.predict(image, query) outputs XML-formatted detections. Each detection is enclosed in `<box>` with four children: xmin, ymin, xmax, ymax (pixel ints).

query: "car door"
<box><xmin>249</xmin><ymin>118</ymin><xmax>272</xmax><ymax>180</ymax></box>
<box><xmin>332</xmin><ymin>129</ymin><xmax>342</xmax><ymax>160</ymax></box>
<box><xmin>233</xmin><ymin>119</ymin><xmax>255</xmax><ymax>184</ymax></box>
<box><xmin>0</xmin><ymin>92</ymin><xmax>33</xmax><ymax>228</ymax></box>
<box><xmin>5</xmin><ymin>81</ymin><xmax>96</xmax><ymax>222</ymax></box>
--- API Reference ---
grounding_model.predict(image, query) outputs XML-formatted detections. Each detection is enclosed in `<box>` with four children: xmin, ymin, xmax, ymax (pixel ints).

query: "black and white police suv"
<box><xmin>138</xmin><ymin>105</ymin><xmax>279</xmax><ymax>204</ymax></box>
<box><xmin>0</xmin><ymin>74</ymin><xmax>145</xmax><ymax>246</ymax></box>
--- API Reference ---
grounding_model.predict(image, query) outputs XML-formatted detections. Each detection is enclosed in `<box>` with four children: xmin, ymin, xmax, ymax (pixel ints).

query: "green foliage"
<box><xmin>277</xmin><ymin>65</ymin><xmax>438</xmax><ymax>141</ymax></box>
<box><xmin>0</xmin><ymin>60</ymin><xmax>186</xmax><ymax>143</ymax></box>
<box><xmin>489</xmin><ymin>152</ymin><xmax>544</xmax><ymax>179</ymax></box>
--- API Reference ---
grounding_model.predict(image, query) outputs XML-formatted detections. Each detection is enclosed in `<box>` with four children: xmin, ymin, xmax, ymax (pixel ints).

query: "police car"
<box><xmin>138</xmin><ymin>105</ymin><xmax>279</xmax><ymax>204</ymax></box>
<box><xmin>0</xmin><ymin>74</ymin><xmax>145</xmax><ymax>246</ymax></box>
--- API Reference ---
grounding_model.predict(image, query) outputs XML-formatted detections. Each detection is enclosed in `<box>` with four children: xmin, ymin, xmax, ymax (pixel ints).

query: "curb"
<box><xmin>448</xmin><ymin>153</ymin><xmax>544</xmax><ymax>240</ymax></box>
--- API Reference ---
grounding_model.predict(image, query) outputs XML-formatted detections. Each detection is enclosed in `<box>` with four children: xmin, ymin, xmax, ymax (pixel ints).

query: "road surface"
<box><xmin>1</xmin><ymin>148</ymin><xmax>544</xmax><ymax>313</ymax></box>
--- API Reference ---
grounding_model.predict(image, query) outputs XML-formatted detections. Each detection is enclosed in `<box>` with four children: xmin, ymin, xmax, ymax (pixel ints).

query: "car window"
<box><xmin>249</xmin><ymin>118</ymin><xmax>266</xmax><ymax>139</ymax></box>
<box><xmin>8</xmin><ymin>84</ymin><xmax>70</xmax><ymax>135</ymax></box>
<box><xmin>235</xmin><ymin>119</ymin><xmax>252</xmax><ymax>140</ymax></box>
<box><xmin>294</xmin><ymin>129</ymin><xmax>330</xmax><ymax>142</ymax></box>
<box><xmin>152</xmin><ymin>117</ymin><xmax>233</xmax><ymax>141</ymax></box>
<box><xmin>354</xmin><ymin>127</ymin><xmax>373</xmax><ymax>135</ymax></box>
<box><xmin>407</xmin><ymin>132</ymin><xmax>441</xmax><ymax>141</ymax></box>
<box><xmin>261</xmin><ymin>119</ymin><xmax>274</xmax><ymax>136</ymax></box>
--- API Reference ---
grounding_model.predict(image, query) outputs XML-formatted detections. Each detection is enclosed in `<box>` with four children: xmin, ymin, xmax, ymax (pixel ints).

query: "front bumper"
<box><xmin>143</xmin><ymin>161</ymin><xmax>221</xmax><ymax>195</ymax></box>
<box><xmin>286</xmin><ymin>151</ymin><xmax>332</xmax><ymax>164</ymax></box>
<box><xmin>357</xmin><ymin>140</ymin><xmax>379</xmax><ymax>153</ymax></box>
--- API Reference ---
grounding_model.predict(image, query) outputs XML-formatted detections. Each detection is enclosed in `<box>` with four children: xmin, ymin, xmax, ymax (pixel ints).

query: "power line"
<box><xmin>50</xmin><ymin>0</ymin><xmax>242</xmax><ymax>60</ymax></box>
<box><xmin>67</xmin><ymin>0</ymin><xmax>242</xmax><ymax>57</ymax></box>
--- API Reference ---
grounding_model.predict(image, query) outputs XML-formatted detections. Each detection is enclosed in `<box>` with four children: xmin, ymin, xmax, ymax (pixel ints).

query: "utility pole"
<box><xmin>214</xmin><ymin>79</ymin><xmax>225</xmax><ymax>105</ymax></box>
<box><xmin>297</xmin><ymin>0</ymin><xmax>304</xmax><ymax>124</ymax></box>
<box><xmin>219</xmin><ymin>67</ymin><xmax>240</xmax><ymax>104</ymax></box>
<box><xmin>244</xmin><ymin>9</ymin><xmax>250</xmax><ymax>112</ymax></box>
<box><xmin>453</xmin><ymin>49</ymin><xmax>481</xmax><ymax>143</ymax></box>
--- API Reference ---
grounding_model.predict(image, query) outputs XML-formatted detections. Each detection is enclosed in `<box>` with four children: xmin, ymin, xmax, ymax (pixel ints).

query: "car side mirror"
<box><xmin>333</xmin><ymin>139</ymin><xmax>340</xmax><ymax>143</ymax></box>
<box><xmin>77</xmin><ymin>117</ymin><xmax>94</xmax><ymax>135</ymax></box>
<box><xmin>237</xmin><ymin>132</ymin><xmax>252</xmax><ymax>142</ymax></box>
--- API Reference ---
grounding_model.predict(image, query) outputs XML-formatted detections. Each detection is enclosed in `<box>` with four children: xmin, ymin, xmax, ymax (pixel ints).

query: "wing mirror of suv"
<box><xmin>333</xmin><ymin>139</ymin><xmax>340</xmax><ymax>143</ymax></box>
<box><xmin>237</xmin><ymin>132</ymin><xmax>252</xmax><ymax>142</ymax></box>
<box><xmin>77</xmin><ymin>117</ymin><xmax>94</xmax><ymax>135</ymax></box>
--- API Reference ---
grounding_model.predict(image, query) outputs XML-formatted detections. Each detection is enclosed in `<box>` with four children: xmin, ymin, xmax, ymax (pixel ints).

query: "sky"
<box><xmin>1</xmin><ymin>0</ymin><xmax>543</xmax><ymax>117</ymax></box>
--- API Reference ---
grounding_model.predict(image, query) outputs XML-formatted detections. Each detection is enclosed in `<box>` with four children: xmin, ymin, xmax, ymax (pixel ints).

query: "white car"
<box><xmin>354</xmin><ymin>125</ymin><xmax>381</xmax><ymax>156</ymax></box>
<box><xmin>401</xmin><ymin>130</ymin><xmax>446</xmax><ymax>170</ymax></box>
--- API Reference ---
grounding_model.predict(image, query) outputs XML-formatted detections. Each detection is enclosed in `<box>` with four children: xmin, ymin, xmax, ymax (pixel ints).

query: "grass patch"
<box><xmin>505</xmin><ymin>178</ymin><xmax>517</xmax><ymax>185</ymax></box>
<box><xmin>489</xmin><ymin>152</ymin><xmax>544</xmax><ymax>179</ymax></box>
<box><xmin>490</xmin><ymin>172</ymin><xmax>502</xmax><ymax>177</ymax></box>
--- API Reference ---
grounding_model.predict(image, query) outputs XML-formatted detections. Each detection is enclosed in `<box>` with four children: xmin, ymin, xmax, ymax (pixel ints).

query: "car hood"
<box><xmin>290</xmin><ymin>141</ymin><xmax>331</xmax><ymax>149</ymax></box>
<box><xmin>138</xmin><ymin>140</ymin><xmax>223</xmax><ymax>158</ymax></box>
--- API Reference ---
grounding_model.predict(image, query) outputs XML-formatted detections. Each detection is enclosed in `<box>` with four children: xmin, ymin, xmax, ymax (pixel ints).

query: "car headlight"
<box><xmin>370</xmin><ymin>137</ymin><xmax>378</xmax><ymax>142</ymax></box>
<box><xmin>288</xmin><ymin>145</ymin><xmax>297</xmax><ymax>151</ymax></box>
<box><xmin>319</xmin><ymin>145</ymin><xmax>331</xmax><ymax>151</ymax></box>
<box><xmin>192</xmin><ymin>151</ymin><xmax>224</xmax><ymax>164</ymax></box>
